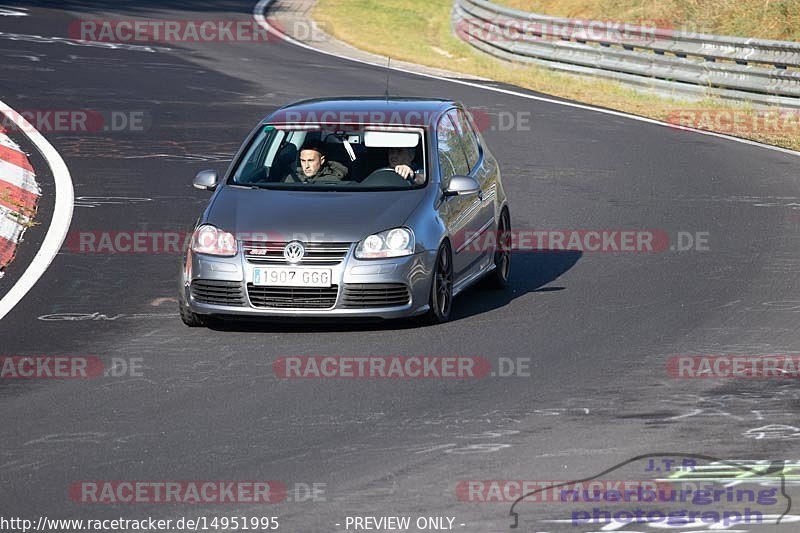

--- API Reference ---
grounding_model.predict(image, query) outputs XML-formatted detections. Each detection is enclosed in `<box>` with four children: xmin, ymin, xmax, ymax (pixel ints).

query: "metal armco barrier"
<box><xmin>453</xmin><ymin>0</ymin><xmax>800</xmax><ymax>108</ymax></box>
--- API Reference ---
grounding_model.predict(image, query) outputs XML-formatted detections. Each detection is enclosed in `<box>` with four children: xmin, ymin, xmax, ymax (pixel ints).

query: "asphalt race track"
<box><xmin>1</xmin><ymin>2</ymin><xmax>800</xmax><ymax>532</ymax></box>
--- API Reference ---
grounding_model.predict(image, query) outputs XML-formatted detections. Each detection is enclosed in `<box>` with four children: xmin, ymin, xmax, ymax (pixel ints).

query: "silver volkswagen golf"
<box><xmin>179</xmin><ymin>97</ymin><xmax>510</xmax><ymax>326</ymax></box>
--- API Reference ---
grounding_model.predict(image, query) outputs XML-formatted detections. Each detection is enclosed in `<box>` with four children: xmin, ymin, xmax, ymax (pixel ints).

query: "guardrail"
<box><xmin>453</xmin><ymin>0</ymin><xmax>800</xmax><ymax>108</ymax></box>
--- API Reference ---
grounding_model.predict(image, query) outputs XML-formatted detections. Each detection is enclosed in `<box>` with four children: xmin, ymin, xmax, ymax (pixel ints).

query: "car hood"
<box><xmin>204</xmin><ymin>186</ymin><xmax>427</xmax><ymax>242</ymax></box>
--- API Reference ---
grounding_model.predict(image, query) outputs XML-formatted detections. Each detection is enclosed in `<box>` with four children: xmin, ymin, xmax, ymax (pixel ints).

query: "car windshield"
<box><xmin>229</xmin><ymin>124</ymin><xmax>427</xmax><ymax>191</ymax></box>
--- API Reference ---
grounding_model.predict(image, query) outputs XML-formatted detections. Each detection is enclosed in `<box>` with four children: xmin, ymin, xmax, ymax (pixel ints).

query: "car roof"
<box><xmin>264</xmin><ymin>97</ymin><xmax>459</xmax><ymax>127</ymax></box>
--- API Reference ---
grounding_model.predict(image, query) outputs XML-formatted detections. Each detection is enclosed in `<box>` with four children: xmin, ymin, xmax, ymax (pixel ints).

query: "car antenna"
<box><xmin>384</xmin><ymin>57</ymin><xmax>391</xmax><ymax>102</ymax></box>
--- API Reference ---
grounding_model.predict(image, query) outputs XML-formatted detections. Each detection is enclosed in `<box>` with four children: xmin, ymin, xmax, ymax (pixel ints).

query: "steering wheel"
<box><xmin>361</xmin><ymin>167</ymin><xmax>412</xmax><ymax>187</ymax></box>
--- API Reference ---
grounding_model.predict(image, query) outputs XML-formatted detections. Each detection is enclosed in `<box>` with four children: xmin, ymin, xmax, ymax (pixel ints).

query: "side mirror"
<box><xmin>443</xmin><ymin>175</ymin><xmax>480</xmax><ymax>197</ymax></box>
<box><xmin>193</xmin><ymin>170</ymin><xmax>218</xmax><ymax>191</ymax></box>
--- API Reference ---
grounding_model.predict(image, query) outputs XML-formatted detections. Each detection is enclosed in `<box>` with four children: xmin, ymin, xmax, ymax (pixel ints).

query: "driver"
<box><xmin>388</xmin><ymin>147</ymin><xmax>424</xmax><ymax>185</ymax></box>
<box><xmin>285</xmin><ymin>140</ymin><xmax>348</xmax><ymax>182</ymax></box>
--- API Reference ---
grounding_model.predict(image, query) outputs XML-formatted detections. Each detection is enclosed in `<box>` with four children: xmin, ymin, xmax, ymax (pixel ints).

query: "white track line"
<box><xmin>253</xmin><ymin>0</ymin><xmax>800</xmax><ymax>158</ymax></box>
<box><xmin>0</xmin><ymin>101</ymin><xmax>74</xmax><ymax>321</ymax></box>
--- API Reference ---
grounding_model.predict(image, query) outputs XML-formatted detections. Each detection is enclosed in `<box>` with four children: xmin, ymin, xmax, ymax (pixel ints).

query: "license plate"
<box><xmin>253</xmin><ymin>267</ymin><xmax>332</xmax><ymax>287</ymax></box>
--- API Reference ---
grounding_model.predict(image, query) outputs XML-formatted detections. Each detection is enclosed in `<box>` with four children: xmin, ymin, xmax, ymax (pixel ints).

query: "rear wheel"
<box><xmin>424</xmin><ymin>242</ymin><xmax>453</xmax><ymax>324</ymax></box>
<box><xmin>485</xmin><ymin>209</ymin><xmax>511</xmax><ymax>289</ymax></box>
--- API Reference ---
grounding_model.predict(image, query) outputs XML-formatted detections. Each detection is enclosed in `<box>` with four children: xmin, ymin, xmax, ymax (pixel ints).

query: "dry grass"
<box><xmin>0</xmin><ymin>189</ymin><xmax>36</xmax><ymax>221</ymax></box>
<box><xmin>498</xmin><ymin>0</ymin><xmax>800</xmax><ymax>41</ymax></box>
<box><xmin>313</xmin><ymin>0</ymin><xmax>800</xmax><ymax>151</ymax></box>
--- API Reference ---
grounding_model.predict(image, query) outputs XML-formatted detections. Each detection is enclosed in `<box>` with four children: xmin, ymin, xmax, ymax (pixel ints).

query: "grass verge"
<box><xmin>497</xmin><ymin>0</ymin><xmax>800</xmax><ymax>41</ymax></box>
<box><xmin>313</xmin><ymin>0</ymin><xmax>800</xmax><ymax>151</ymax></box>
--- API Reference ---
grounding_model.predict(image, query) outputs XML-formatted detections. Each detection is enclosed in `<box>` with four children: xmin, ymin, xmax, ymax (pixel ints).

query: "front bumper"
<box><xmin>181</xmin><ymin>246</ymin><xmax>437</xmax><ymax>319</ymax></box>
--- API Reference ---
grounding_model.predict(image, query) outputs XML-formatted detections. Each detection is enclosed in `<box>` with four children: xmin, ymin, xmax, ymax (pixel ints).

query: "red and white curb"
<box><xmin>0</xmin><ymin>132</ymin><xmax>40</xmax><ymax>277</ymax></box>
<box><xmin>0</xmin><ymin>101</ymin><xmax>73</xmax><ymax>321</ymax></box>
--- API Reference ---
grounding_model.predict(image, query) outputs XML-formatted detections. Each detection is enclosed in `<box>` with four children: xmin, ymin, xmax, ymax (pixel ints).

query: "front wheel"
<box><xmin>179</xmin><ymin>289</ymin><xmax>209</xmax><ymax>327</ymax></box>
<box><xmin>424</xmin><ymin>242</ymin><xmax>454</xmax><ymax>324</ymax></box>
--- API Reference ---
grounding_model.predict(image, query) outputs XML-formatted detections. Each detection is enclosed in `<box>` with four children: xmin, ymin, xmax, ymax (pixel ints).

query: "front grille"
<box><xmin>247</xmin><ymin>284</ymin><xmax>339</xmax><ymax>309</ymax></box>
<box><xmin>342</xmin><ymin>283</ymin><xmax>410</xmax><ymax>308</ymax></box>
<box><xmin>242</xmin><ymin>240</ymin><xmax>351</xmax><ymax>265</ymax></box>
<box><xmin>191</xmin><ymin>280</ymin><xmax>245</xmax><ymax>306</ymax></box>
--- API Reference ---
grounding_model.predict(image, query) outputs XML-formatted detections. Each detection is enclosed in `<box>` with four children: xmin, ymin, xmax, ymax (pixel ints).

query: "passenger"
<box><xmin>286</xmin><ymin>140</ymin><xmax>348</xmax><ymax>182</ymax></box>
<box><xmin>388</xmin><ymin>147</ymin><xmax>424</xmax><ymax>185</ymax></box>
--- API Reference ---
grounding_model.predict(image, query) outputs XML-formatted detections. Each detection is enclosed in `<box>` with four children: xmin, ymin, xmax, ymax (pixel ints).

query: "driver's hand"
<box><xmin>394</xmin><ymin>165</ymin><xmax>415</xmax><ymax>179</ymax></box>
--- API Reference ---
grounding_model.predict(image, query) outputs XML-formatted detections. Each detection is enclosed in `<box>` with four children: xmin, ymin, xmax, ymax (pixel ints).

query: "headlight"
<box><xmin>355</xmin><ymin>228</ymin><xmax>415</xmax><ymax>259</ymax></box>
<box><xmin>191</xmin><ymin>225</ymin><xmax>237</xmax><ymax>256</ymax></box>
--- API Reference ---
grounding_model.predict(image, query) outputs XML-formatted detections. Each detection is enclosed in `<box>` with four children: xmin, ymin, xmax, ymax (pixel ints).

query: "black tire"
<box><xmin>485</xmin><ymin>209</ymin><xmax>511</xmax><ymax>289</ymax></box>
<box><xmin>179</xmin><ymin>290</ymin><xmax>208</xmax><ymax>328</ymax></box>
<box><xmin>424</xmin><ymin>241</ymin><xmax>454</xmax><ymax>324</ymax></box>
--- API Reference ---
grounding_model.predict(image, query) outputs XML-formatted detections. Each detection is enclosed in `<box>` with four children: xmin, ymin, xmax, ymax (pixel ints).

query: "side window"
<box><xmin>452</xmin><ymin>109</ymin><xmax>481</xmax><ymax>171</ymax></box>
<box><xmin>233</xmin><ymin>127</ymin><xmax>280</xmax><ymax>182</ymax></box>
<box><xmin>437</xmin><ymin>114</ymin><xmax>469</xmax><ymax>187</ymax></box>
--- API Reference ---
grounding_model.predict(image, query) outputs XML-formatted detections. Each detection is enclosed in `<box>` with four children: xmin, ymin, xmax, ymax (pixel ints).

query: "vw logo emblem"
<box><xmin>283</xmin><ymin>241</ymin><xmax>305</xmax><ymax>263</ymax></box>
